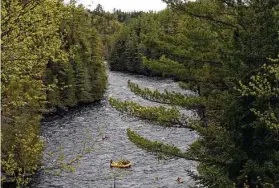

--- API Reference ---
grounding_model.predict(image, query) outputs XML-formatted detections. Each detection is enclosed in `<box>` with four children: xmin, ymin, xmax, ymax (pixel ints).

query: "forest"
<box><xmin>109</xmin><ymin>1</ymin><xmax>279</xmax><ymax>187</ymax></box>
<box><xmin>1</xmin><ymin>0</ymin><xmax>109</xmax><ymax>186</ymax></box>
<box><xmin>1</xmin><ymin>0</ymin><xmax>279</xmax><ymax>187</ymax></box>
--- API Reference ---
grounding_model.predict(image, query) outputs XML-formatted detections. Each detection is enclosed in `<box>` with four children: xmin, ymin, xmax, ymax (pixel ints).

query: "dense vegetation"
<box><xmin>128</xmin><ymin>80</ymin><xmax>205</xmax><ymax>109</ymax></box>
<box><xmin>89</xmin><ymin>4</ymin><xmax>122</xmax><ymax>59</ymax></box>
<box><xmin>45</xmin><ymin>4</ymin><xmax>107</xmax><ymax>113</ymax></box>
<box><xmin>109</xmin><ymin>0</ymin><xmax>279</xmax><ymax>187</ymax></box>
<box><xmin>109</xmin><ymin>97</ymin><xmax>189</xmax><ymax>127</ymax></box>
<box><xmin>2</xmin><ymin>0</ymin><xmax>278</xmax><ymax>187</ymax></box>
<box><xmin>1</xmin><ymin>1</ymin><xmax>114</xmax><ymax>186</ymax></box>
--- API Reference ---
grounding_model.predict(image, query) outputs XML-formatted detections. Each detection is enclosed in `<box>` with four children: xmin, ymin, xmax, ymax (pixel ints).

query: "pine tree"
<box><xmin>108</xmin><ymin>0</ymin><xmax>279</xmax><ymax>187</ymax></box>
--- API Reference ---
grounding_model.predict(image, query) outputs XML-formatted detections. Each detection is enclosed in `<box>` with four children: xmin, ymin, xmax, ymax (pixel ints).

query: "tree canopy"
<box><xmin>1</xmin><ymin>0</ymin><xmax>111</xmax><ymax>186</ymax></box>
<box><xmin>108</xmin><ymin>0</ymin><xmax>279</xmax><ymax>187</ymax></box>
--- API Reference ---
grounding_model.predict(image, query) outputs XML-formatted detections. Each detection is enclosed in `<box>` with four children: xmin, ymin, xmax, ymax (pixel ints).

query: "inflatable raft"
<box><xmin>110</xmin><ymin>160</ymin><xmax>131</xmax><ymax>168</ymax></box>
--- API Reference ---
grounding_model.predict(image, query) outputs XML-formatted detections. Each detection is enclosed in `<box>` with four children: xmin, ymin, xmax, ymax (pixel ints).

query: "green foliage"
<box><xmin>1</xmin><ymin>1</ymin><xmax>107</xmax><ymax>186</ymax></box>
<box><xmin>1</xmin><ymin>0</ymin><xmax>66</xmax><ymax>186</ymax></box>
<box><xmin>239</xmin><ymin>62</ymin><xmax>279</xmax><ymax>131</ymax></box>
<box><xmin>127</xmin><ymin>128</ymin><xmax>185</xmax><ymax>158</ymax></box>
<box><xmin>128</xmin><ymin>80</ymin><xmax>205</xmax><ymax>109</ymax></box>
<box><xmin>67</xmin><ymin>3</ymin><xmax>107</xmax><ymax>103</ymax></box>
<box><xmin>164</xmin><ymin>1</ymin><xmax>279</xmax><ymax>187</ymax></box>
<box><xmin>112</xmin><ymin>9</ymin><xmax>144</xmax><ymax>23</ymax></box>
<box><xmin>142</xmin><ymin>56</ymin><xmax>187</xmax><ymax>80</ymax></box>
<box><xmin>44</xmin><ymin>2</ymin><xmax>107</xmax><ymax>111</ymax></box>
<box><xmin>109</xmin><ymin>0</ymin><xmax>279</xmax><ymax>187</ymax></box>
<box><xmin>177</xmin><ymin>81</ymin><xmax>197</xmax><ymax>91</ymax></box>
<box><xmin>108</xmin><ymin>17</ymin><xmax>145</xmax><ymax>72</ymax></box>
<box><xmin>108</xmin><ymin>10</ymin><xmax>176</xmax><ymax>74</ymax></box>
<box><xmin>90</xmin><ymin>4</ymin><xmax>122</xmax><ymax>59</ymax></box>
<box><xmin>109</xmin><ymin>97</ymin><xmax>188</xmax><ymax>127</ymax></box>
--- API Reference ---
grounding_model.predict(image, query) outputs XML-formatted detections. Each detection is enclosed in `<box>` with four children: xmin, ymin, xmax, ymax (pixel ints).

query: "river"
<box><xmin>33</xmin><ymin>70</ymin><xmax>199</xmax><ymax>188</ymax></box>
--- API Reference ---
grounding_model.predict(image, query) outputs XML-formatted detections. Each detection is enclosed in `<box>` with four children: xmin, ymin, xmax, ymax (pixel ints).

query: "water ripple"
<box><xmin>33</xmin><ymin>71</ymin><xmax>198</xmax><ymax>188</ymax></box>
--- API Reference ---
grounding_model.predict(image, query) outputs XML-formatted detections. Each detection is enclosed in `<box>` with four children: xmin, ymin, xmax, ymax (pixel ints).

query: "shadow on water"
<box><xmin>32</xmin><ymin>70</ymin><xmax>198</xmax><ymax>188</ymax></box>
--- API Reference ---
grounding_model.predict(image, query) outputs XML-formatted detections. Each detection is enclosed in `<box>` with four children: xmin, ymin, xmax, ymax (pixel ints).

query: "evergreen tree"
<box><xmin>109</xmin><ymin>0</ymin><xmax>279</xmax><ymax>187</ymax></box>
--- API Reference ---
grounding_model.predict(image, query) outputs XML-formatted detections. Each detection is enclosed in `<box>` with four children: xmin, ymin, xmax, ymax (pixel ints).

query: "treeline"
<box><xmin>112</xmin><ymin>9</ymin><xmax>145</xmax><ymax>23</ymax></box>
<box><xmin>89</xmin><ymin>4</ymin><xmax>122</xmax><ymax>59</ymax></box>
<box><xmin>89</xmin><ymin>4</ymin><xmax>144</xmax><ymax>58</ymax></box>
<box><xmin>45</xmin><ymin>4</ymin><xmax>107</xmax><ymax>113</ymax></box>
<box><xmin>108</xmin><ymin>9</ymin><xmax>192</xmax><ymax>75</ymax></box>
<box><xmin>109</xmin><ymin>0</ymin><xmax>279</xmax><ymax>187</ymax></box>
<box><xmin>1</xmin><ymin>1</ymin><xmax>115</xmax><ymax>186</ymax></box>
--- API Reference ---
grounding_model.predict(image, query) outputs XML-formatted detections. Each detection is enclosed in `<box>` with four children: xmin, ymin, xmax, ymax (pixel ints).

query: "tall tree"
<box><xmin>109</xmin><ymin>0</ymin><xmax>279</xmax><ymax>187</ymax></box>
<box><xmin>1</xmin><ymin>0</ymin><xmax>66</xmax><ymax>185</ymax></box>
<box><xmin>1</xmin><ymin>1</ymin><xmax>108</xmax><ymax>186</ymax></box>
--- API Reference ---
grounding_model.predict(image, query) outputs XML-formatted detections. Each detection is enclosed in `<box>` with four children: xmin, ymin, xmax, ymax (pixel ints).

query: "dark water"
<box><xmin>33</xmin><ymin>71</ymin><xmax>198</xmax><ymax>188</ymax></box>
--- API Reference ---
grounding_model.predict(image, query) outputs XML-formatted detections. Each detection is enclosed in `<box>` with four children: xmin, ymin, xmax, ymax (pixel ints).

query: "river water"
<box><xmin>33</xmin><ymin>70</ymin><xmax>199</xmax><ymax>188</ymax></box>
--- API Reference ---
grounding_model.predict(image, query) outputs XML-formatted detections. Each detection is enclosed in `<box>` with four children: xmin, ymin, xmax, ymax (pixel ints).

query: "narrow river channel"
<box><xmin>33</xmin><ymin>70</ymin><xmax>199</xmax><ymax>188</ymax></box>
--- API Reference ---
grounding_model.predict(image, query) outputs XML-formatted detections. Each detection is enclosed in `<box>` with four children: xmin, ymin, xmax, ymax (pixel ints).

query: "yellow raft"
<box><xmin>110</xmin><ymin>160</ymin><xmax>132</xmax><ymax>168</ymax></box>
